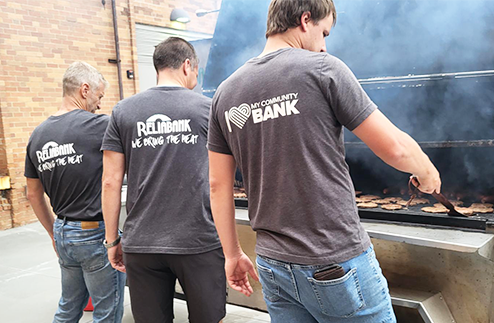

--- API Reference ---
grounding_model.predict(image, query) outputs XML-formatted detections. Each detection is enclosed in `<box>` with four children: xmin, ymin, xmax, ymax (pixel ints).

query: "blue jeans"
<box><xmin>256</xmin><ymin>245</ymin><xmax>396</xmax><ymax>323</ymax></box>
<box><xmin>53</xmin><ymin>218</ymin><xmax>126</xmax><ymax>323</ymax></box>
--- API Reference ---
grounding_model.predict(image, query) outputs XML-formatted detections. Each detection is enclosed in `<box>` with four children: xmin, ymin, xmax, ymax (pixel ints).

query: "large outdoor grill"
<box><xmin>201</xmin><ymin>0</ymin><xmax>494</xmax><ymax>321</ymax></box>
<box><xmin>233</xmin><ymin>76</ymin><xmax>494</xmax><ymax>232</ymax></box>
<box><xmin>347</xmin><ymin>71</ymin><xmax>494</xmax><ymax>233</ymax></box>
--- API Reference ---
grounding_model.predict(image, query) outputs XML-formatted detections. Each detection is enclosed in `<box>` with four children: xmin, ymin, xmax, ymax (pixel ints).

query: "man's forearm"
<box><xmin>209</xmin><ymin>151</ymin><xmax>243</xmax><ymax>259</ymax></box>
<box><xmin>29</xmin><ymin>195</ymin><xmax>55</xmax><ymax>237</ymax></box>
<box><xmin>210</xmin><ymin>187</ymin><xmax>243</xmax><ymax>259</ymax></box>
<box><xmin>102</xmin><ymin>180</ymin><xmax>122</xmax><ymax>242</ymax></box>
<box><xmin>383</xmin><ymin>131</ymin><xmax>437</xmax><ymax>178</ymax></box>
<box><xmin>26</xmin><ymin>178</ymin><xmax>55</xmax><ymax>237</ymax></box>
<box><xmin>102</xmin><ymin>151</ymin><xmax>126</xmax><ymax>242</ymax></box>
<box><xmin>353</xmin><ymin>110</ymin><xmax>439</xmax><ymax>178</ymax></box>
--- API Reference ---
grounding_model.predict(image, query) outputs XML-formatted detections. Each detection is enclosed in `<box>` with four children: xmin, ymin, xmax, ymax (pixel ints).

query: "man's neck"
<box><xmin>54</xmin><ymin>96</ymin><xmax>84</xmax><ymax>116</ymax></box>
<box><xmin>259</xmin><ymin>32</ymin><xmax>302</xmax><ymax>57</ymax></box>
<box><xmin>157</xmin><ymin>71</ymin><xmax>187</xmax><ymax>88</ymax></box>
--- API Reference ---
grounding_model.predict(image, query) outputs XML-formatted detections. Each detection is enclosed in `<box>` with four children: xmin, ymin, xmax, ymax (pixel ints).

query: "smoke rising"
<box><xmin>203</xmin><ymin>0</ymin><xmax>494</xmax><ymax>196</ymax></box>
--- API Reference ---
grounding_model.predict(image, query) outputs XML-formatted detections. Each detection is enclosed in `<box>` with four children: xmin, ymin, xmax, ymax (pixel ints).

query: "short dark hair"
<box><xmin>153</xmin><ymin>37</ymin><xmax>198</xmax><ymax>72</ymax></box>
<box><xmin>266</xmin><ymin>0</ymin><xmax>337</xmax><ymax>38</ymax></box>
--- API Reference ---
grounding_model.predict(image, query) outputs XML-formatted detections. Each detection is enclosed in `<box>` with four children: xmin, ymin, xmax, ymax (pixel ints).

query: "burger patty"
<box><xmin>470</xmin><ymin>203</ymin><xmax>493</xmax><ymax>209</ymax></box>
<box><xmin>357</xmin><ymin>202</ymin><xmax>379</xmax><ymax>208</ymax></box>
<box><xmin>398</xmin><ymin>198</ymin><xmax>430</xmax><ymax>206</ymax></box>
<box><xmin>383</xmin><ymin>197</ymin><xmax>403</xmax><ymax>203</ymax></box>
<box><xmin>434</xmin><ymin>201</ymin><xmax>463</xmax><ymax>208</ymax></box>
<box><xmin>358</xmin><ymin>195</ymin><xmax>380</xmax><ymax>201</ymax></box>
<box><xmin>455</xmin><ymin>207</ymin><xmax>474</xmax><ymax>216</ymax></box>
<box><xmin>372</xmin><ymin>199</ymin><xmax>391</xmax><ymax>204</ymax></box>
<box><xmin>381</xmin><ymin>204</ymin><xmax>403</xmax><ymax>211</ymax></box>
<box><xmin>422</xmin><ymin>206</ymin><xmax>448</xmax><ymax>213</ymax></box>
<box><xmin>471</xmin><ymin>207</ymin><xmax>494</xmax><ymax>214</ymax></box>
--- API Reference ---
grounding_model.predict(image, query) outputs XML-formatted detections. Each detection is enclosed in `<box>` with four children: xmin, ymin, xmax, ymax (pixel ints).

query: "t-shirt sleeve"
<box><xmin>320</xmin><ymin>55</ymin><xmax>377</xmax><ymax>131</ymax></box>
<box><xmin>207</xmin><ymin>91</ymin><xmax>233</xmax><ymax>155</ymax></box>
<box><xmin>24</xmin><ymin>143</ymin><xmax>39</xmax><ymax>178</ymax></box>
<box><xmin>101</xmin><ymin>106</ymin><xmax>124</xmax><ymax>153</ymax></box>
<box><xmin>200</xmin><ymin>97</ymin><xmax>211</xmax><ymax>138</ymax></box>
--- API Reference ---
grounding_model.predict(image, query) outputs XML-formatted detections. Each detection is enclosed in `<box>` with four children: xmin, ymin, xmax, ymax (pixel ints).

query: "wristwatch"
<box><xmin>103</xmin><ymin>236</ymin><xmax>121</xmax><ymax>249</ymax></box>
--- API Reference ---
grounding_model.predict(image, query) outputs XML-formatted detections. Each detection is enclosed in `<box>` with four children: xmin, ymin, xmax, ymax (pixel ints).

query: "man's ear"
<box><xmin>183</xmin><ymin>59</ymin><xmax>191</xmax><ymax>76</ymax></box>
<box><xmin>80</xmin><ymin>83</ymin><xmax>90</xmax><ymax>99</ymax></box>
<box><xmin>300</xmin><ymin>11</ymin><xmax>312</xmax><ymax>32</ymax></box>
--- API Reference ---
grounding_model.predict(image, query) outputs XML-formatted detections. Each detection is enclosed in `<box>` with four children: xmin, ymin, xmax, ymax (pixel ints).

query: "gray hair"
<box><xmin>62</xmin><ymin>61</ymin><xmax>108</xmax><ymax>97</ymax></box>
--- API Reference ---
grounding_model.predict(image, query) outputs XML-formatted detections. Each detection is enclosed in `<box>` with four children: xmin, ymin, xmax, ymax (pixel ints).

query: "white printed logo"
<box><xmin>227</xmin><ymin>104</ymin><xmax>251</xmax><ymax>130</ymax></box>
<box><xmin>132</xmin><ymin>113</ymin><xmax>198</xmax><ymax>149</ymax></box>
<box><xmin>36</xmin><ymin>141</ymin><xmax>76</xmax><ymax>163</ymax></box>
<box><xmin>136</xmin><ymin>114</ymin><xmax>191</xmax><ymax>137</ymax></box>
<box><xmin>35</xmin><ymin>141</ymin><xmax>82</xmax><ymax>173</ymax></box>
<box><xmin>224</xmin><ymin>93</ymin><xmax>300</xmax><ymax>133</ymax></box>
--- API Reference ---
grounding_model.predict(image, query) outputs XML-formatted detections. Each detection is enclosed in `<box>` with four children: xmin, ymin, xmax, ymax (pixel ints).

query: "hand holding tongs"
<box><xmin>408</xmin><ymin>176</ymin><xmax>466</xmax><ymax>217</ymax></box>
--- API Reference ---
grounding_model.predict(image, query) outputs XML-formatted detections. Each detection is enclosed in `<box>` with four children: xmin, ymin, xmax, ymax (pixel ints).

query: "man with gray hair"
<box><xmin>208</xmin><ymin>0</ymin><xmax>441</xmax><ymax>322</ymax></box>
<box><xmin>25</xmin><ymin>61</ymin><xmax>125</xmax><ymax>322</ymax></box>
<box><xmin>101</xmin><ymin>37</ymin><xmax>226</xmax><ymax>323</ymax></box>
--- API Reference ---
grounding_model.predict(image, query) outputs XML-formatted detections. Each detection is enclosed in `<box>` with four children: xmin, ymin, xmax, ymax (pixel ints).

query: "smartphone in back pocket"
<box><xmin>313</xmin><ymin>264</ymin><xmax>346</xmax><ymax>281</ymax></box>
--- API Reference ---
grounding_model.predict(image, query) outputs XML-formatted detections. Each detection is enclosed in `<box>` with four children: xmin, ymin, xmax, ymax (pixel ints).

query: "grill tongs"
<box><xmin>408</xmin><ymin>176</ymin><xmax>467</xmax><ymax>217</ymax></box>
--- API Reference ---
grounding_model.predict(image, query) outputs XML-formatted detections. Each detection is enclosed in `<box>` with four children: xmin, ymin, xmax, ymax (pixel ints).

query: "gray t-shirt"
<box><xmin>208</xmin><ymin>48</ymin><xmax>375</xmax><ymax>265</ymax></box>
<box><xmin>25</xmin><ymin>109</ymin><xmax>109</xmax><ymax>220</ymax></box>
<box><xmin>102</xmin><ymin>86</ymin><xmax>221</xmax><ymax>254</ymax></box>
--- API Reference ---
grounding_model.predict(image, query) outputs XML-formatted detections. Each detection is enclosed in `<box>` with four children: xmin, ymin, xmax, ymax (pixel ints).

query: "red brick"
<box><xmin>1</xmin><ymin>0</ymin><xmax>222</xmax><ymax>229</ymax></box>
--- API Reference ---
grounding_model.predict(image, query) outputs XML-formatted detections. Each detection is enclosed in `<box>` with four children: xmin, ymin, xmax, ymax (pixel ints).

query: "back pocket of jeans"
<box><xmin>307</xmin><ymin>267</ymin><xmax>365</xmax><ymax>318</ymax></box>
<box><xmin>69</xmin><ymin>238</ymin><xmax>106</xmax><ymax>271</ymax></box>
<box><xmin>256</xmin><ymin>261</ymin><xmax>281</xmax><ymax>302</ymax></box>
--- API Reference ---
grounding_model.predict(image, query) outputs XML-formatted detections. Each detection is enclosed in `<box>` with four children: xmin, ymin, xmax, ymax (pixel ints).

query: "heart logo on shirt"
<box><xmin>228</xmin><ymin>104</ymin><xmax>251</xmax><ymax>129</ymax></box>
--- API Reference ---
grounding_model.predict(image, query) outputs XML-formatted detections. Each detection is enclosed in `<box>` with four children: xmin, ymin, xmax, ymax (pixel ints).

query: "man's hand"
<box><xmin>225</xmin><ymin>252</ymin><xmax>259</xmax><ymax>297</ymax></box>
<box><xmin>411</xmin><ymin>170</ymin><xmax>441</xmax><ymax>194</ymax></box>
<box><xmin>107</xmin><ymin>243</ymin><xmax>126</xmax><ymax>273</ymax></box>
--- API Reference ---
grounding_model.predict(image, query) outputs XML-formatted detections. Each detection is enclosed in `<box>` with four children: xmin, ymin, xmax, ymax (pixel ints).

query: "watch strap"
<box><xmin>103</xmin><ymin>236</ymin><xmax>121</xmax><ymax>249</ymax></box>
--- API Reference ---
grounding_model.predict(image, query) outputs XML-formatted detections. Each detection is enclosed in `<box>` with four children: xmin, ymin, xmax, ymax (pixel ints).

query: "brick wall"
<box><xmin>0</xmin><ymin>106</ymin><xmax>8</xmax><ymax>176</ymax></box>
<box><xmin>132</xmin><ymin>0</ymin><xmax>220</xmax><ymax>34</ymax></box>
<box><xmin>0</xmin><ymin>104</ymin><xmax>12</xmax><ymax>229</ymax></box>
<box><xmin>0</xmin><ymin>0</ymin><xmax>222</xmax><ymax>230</ymax></box>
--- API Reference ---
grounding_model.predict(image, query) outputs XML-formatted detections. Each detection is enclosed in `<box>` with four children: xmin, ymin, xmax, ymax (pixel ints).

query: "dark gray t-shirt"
<box><xmin>101</xmin><ymin>86</ymin><xmax>221</xmax><ymax>254</ymax></box>
<box><xmin>208</xmin><ymin>48</ymin><xmax>375</xmax><ymax>265</ymax></box>
<box><xmin>25</xmin><ymin>109</ymin><xmax>109</xmax><ymax>220</ymax></box>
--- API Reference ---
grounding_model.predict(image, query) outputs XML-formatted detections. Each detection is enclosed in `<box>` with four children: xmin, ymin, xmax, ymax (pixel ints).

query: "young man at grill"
<box><xmin>25</xmin><ymin>61</ymin><xmax>126</xmax><ymax>322</ymax></box>
<box><xmin>101</xmin><ymin>37</ymin><xmax>226</xmax><ymax>323</ymax></box>
<box><xmin>208</xmin><ymin>0</ymin><xmax>441</xmax><ymax>322</ymax></box>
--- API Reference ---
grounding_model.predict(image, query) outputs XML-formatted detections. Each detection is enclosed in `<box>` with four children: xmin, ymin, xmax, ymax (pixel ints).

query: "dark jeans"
<box><xmin>124</xmin><ymin>248</ymin><xmax>226</xmax><ymax>323</ymax></box>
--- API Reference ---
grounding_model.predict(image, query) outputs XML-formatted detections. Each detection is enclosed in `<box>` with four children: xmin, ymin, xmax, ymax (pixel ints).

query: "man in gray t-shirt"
<box><xmin>101</xmin><ymin>37</ymin><xmax>226</xmax><ymax>323</ymax></box>
<box><xmin>25</xmin><ymin>61</ymin><xmax>125</xmax><ymax>322</ymax></box>
<box><xmin>208</xmin><ymin>0</ymin><xmax>440</xmax><ymax>322</ymax></box>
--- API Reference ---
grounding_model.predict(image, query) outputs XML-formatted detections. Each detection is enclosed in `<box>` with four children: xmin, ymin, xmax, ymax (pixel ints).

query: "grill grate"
<box><xmin>234</xmin><ymin>198</ymin><xmax>494</xmax><ymax>232</ymax></box>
